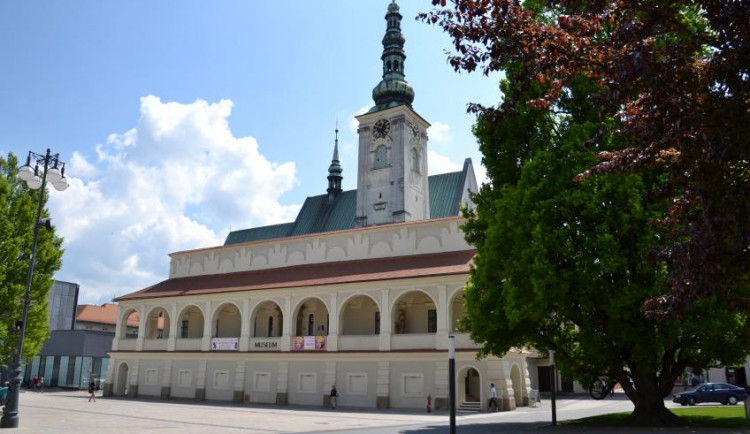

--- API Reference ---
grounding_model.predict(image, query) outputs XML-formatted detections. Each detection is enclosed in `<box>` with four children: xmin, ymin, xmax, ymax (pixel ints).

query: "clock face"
<box><xmin>373</xmin><ymin>119</ymin><xmax>390</xmax><ymax>139</ymax></box>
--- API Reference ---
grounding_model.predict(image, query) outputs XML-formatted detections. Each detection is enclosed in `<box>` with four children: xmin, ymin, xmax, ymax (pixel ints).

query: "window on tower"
<box><xmin>374</xmin><ymin>145</ymin><xmax>388</xmax><ymax>169</ymax></box>
<box><xmin>411</xmin><ymin>148</ymin><xmax>420</xmax><ymax>172</ymax></box>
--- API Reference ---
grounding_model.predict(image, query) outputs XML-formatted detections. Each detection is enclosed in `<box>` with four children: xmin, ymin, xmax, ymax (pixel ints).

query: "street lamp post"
<box><xmin>1</xmin><ymin>149</ymin><xmax>68</xmax><ymax>429</ymax></box>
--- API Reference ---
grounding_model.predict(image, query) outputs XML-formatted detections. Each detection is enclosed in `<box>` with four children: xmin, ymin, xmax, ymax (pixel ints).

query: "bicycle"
<box><xmin>589</xmin><ymin>376</ymin><xmax>617</xmax><ymax>400</ymax></box>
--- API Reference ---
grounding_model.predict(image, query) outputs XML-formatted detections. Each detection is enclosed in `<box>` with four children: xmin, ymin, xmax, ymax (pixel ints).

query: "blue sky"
<box><xmin>0</xmin><ymin>1</ymin><xmax>500</xmax><ymax>304</ymax></box>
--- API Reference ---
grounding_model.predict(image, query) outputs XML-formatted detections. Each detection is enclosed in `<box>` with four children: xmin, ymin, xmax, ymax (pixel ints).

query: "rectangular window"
<box><xmin>375</xmin><ymin>311</ymin><xmax>380</xmax><ymax>335</ymax></box>
<box><xmin>347</xmin><ymin>373</ymin><xmax>367</xmax><ymax>396</ymax></box>
<box><xmin>178</xmin><ymin>370</ymin><xmax>192</xmax><ymax>387</ymax></box>
<box><xmin>298</xmin><ymin>373</ymin><xmax>316</xmax><ymax>394</ymax></box>
<box><xmin>427</xmin><ymin>309</ymin><xmax>437</xmax><ymax>333</ymax></box>
<box><xmin>181</xmin><ymin>320</ymin><xmax>189</xmax><ymax>339</ymax></box>
<box><xmin>254</xmin><ymin>372</ymin><xmax>270</xmax><ymax>392</ymax></box>
<box><xmin>145</xmin><ymin>369</ymin><xmax>158</xmax><ymax>386</ymax></box>
<box><xmin>402</xmin><ymin>374</ymin><xmax>424</xmax><ymax>397</ymax></box>
<box><xmin>213</xmin><ymin>371</ymin><xmax>229</xmax><ymax>390</ymax></box>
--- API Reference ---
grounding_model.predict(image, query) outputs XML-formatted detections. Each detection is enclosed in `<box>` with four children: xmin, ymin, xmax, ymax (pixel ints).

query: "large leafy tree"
<box><xmin>423</xmin><ymin>0</ymin><xmax>750</xmax><ymax>317</ymax></box>
<box><xmin>0</xmin><ymin>153</ymin><xmax>63</xmax><ymax>370</ymax></box>
<box><xmin>420</xmin><ymin>0</ymin><xmax>750</xmax><ymax>425</ymax></box>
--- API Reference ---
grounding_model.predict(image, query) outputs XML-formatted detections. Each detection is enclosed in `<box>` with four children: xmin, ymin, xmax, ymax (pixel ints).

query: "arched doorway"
<box><xmin>340</xmin><ymin>295</ymin><xmax>380</xmax><ymax>335</ymax></box>
<box><xmin>120</xmin><ymin>309</ymin><xmax>140</xmax><ymax>339</ymax></box>
<box><xmin>251</xmin><ymin>301</ymin><xmax>283</xmax><ymax>337</ymax></box>
<box><xmin>116</xmin><ymin>363</ymin><xmax>129</xmax><ymax>396</ymax></box>
<box><xmin>294</xmin><ymin>298</ymin><xmax>329</xmax><ymax>336</ymax></box>
<box><xmin>212</xmin><ymin>303</ymin><xmax>241</xmax><ymax>338</ymax></box>
<box><xmin>459</xmin><ymin>367</ymin><xmax>481</xmax><ymax>405</ymax></box>
<box><xmin>510</xmin><ymin>364</ymin><xmax>523</xmax><ymax>407</ymax></box>
<box><xmin>145</xmin><ymin>307</ymin><xmax>170</xmax><ymax>339</ymax></box>
<box><xmin>391</xmin><ymin>291</ymin><xmax>437</xmax><ymax>334</ymax></box>
<box><xmin>177</xmin><ymin>305</ymin><xmax>204</xmax><ymax>339</ymax></box>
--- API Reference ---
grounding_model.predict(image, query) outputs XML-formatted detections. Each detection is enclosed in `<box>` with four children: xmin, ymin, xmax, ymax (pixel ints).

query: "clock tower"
<box><xmin>355</xmin><ymin>0</ymin><xmax>430</xmax><ymax>227</ymax></box>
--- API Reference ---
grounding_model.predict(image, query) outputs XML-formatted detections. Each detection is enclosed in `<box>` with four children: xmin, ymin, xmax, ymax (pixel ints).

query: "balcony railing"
<box><xmin>117</xmin><ymin>339</ymin><xmax>137</xmax><ymax>351</ymax></box>
<box><xmin>338</xmin><ymin>335</ymin><xmax>380</xmax><ymax>351</ymax></box>
<box><xmin>391</xmin><ymin>333</ymin><xmax>437</xmax><ymax>350</ymax></box>
<box><xmin>175</xmin><ymin>338</ymin><xmax>203</xmax><ymax>351</ymax></box>
<box><xmin>142</xmin><ymin>338</ymin><xmax>168</xmax><ymax>351</ymax></box>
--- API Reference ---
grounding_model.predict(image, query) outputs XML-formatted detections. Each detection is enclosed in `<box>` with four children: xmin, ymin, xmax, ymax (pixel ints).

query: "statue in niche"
<box><xmin>395</xmin><ymin>309</ymin><xmax>406</xmax><ymax>334</ymax></box>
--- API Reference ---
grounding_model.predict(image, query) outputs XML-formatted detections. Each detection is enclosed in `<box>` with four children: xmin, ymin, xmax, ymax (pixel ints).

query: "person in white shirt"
<box><xmin>488</xmin><ymin>383</ymin><xmax>498</xmax><ymax>411</ymax></box>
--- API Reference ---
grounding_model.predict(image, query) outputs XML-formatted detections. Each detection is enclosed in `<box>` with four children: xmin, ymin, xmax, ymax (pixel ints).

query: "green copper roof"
<box><xmin>224</xmin><ymin>168</ymin><xmax>471</xmax><ymax>246</ymax></box>
<box><xmin>224</xmin><ymin>222</ymin><xmax>295</xmax><ymax>245</ymax></box>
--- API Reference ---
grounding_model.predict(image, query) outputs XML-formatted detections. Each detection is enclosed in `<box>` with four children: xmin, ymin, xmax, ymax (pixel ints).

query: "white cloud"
<box><xmin>427</xmin><ymin>150</ymin><xmax>462</xmax><ymax>175</ymax></box>
<box><xmin>48</xmin><ymin>96</ymin><xmax>299</xmax><ymax>304</ymax></box>
<box><xmin>69</xmin><ymin>151</ymin><xmax>97</xmax><ymax>179</ymax></box>
<box><xmin>427</xmin><ymin>122</ymin><xmax>453</xmax><ymax>142</ymax></box>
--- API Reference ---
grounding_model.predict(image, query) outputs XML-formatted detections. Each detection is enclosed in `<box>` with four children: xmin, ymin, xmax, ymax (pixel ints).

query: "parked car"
<box><xmin>672</xmin><ymin>382</ymin><xmax>748</xmax><ymax>406</ymax></box>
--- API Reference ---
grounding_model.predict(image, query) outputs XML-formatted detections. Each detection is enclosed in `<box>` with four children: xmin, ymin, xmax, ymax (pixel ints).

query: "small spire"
<box><xmin>327</xmin><ymin>123</ymin><xmax>343</xmax><ymax>201</ymax></box>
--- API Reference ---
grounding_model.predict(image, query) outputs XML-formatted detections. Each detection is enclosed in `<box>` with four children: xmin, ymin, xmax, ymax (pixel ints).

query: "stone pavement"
<box><xmin>0</xmin><ymin>389</ymin><xmax>746</xmax><ymax>433</ymax></box>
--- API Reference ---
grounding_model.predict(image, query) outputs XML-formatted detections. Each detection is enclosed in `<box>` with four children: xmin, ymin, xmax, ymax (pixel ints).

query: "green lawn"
<box><xmin>564</xmin><ymin>406</ymin><xmax>750</xmax><ymax>429</ymax></box>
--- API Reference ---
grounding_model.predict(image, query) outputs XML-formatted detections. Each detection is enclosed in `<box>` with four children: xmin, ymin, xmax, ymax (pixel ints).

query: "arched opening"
<box><xmin>120</xmin><ymin>309</ymin><xmax>140</xmax><ymax>339</ymax></box>
<box><xmin>116</xmin><ymin>363</ymin><xmax>129</xmax><ymax>396</ymax></box>
<box><xmin>144</xmin><ymin>307</ymin><xmax>170</xmax><ymax>339</ymax></box>
<box><xmin>251</xmin><ymin>301</ymin><xmax>283</xmax><ymax>337</ymax></box>
<box><xmin>340</xmin><ymin>295</ymin><xmax>380</xmax><ymax>335</ymax></box>
<box><xmin>450</xmin><ymin>291</ymin><xmax>466</xmax><ymax>333</ymax></box>
<box><xmin>177</xmin><ymin>305</ymin><xmax>204</xmax><ymax>338</ymax></box>
<box><xmin>212</xmin><ymin>303</ymin><xmax>241</xmax><ymax>338</ymax></box>
<box><xmin>459</xmin><ymin>367</ymin><xmax>481</xmax><ymax>405</ymax></box>
<box><xmin>511</xmin><ymin>364</ymin><xmax>523</xmax><ymax>407</ymax></box>
<box><xmin>294</xmin><ymin>298</ymin><xmax>329</xmax><ymax>336</ymax></box>
<box><xmin>392</xmin><ymin>291</ymin><xmax>437</xmax><ymax>334</ymax></box>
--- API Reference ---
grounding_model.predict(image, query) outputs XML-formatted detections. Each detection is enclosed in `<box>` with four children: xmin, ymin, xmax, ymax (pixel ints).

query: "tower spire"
<box><xmin>370</xmin><ymin>0</ymin><xmax>414</xmax><ymax>112</ymax></box>
<box><xmin>327</xmin><ymin>123</ymin><xmax>343</xmax><ymax>202</ymax></box>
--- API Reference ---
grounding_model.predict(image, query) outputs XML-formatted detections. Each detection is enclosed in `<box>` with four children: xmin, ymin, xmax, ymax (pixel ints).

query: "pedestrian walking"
<box><xmin>38</xmin><ymin>376</ymin><xmax>44</xmax><ymax>393</ymax></box>
<box><xmin>88</xmin><ymin>379</ymin><xmax>97</xmax><ymax>402</ymax></box>
<box><xmin>330</xmin><ymin>384</ymin><xmax>338</xmax><ymax>409</ymax></box>
<box><xmin>488</xmin><ymin>383</ymin><xmax>498</xmax><ymax>412</ymax></box>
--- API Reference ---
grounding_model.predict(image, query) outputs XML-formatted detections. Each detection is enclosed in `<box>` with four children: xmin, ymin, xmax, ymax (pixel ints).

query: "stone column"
<box><xmin>376</xmin><ymin>361</ymin><xmax>390</xmax><ymax>409</ymax></box>
<box><xmin>234</xmin><ymin>360</ymin><xmax>246</xmax><ymax>403</ymax></box>
<box><xmin>323</xmin><ymin>361</ymin><xmax>337</xmax><ymax>407</ymax></box>
<box><xmin>379</xmin><ymin>289</ymin><xmax>391</xmax><ymax>351</ymax></box>
<box><xmin>161</xmin><ymin>359</ymin><xmax>172</xmax><ymax>399</ymax></box>
<box><xmin>195</xmin><ymin>359</ymin><xmax>207</xmax><ymax>401</ymax></box>
<box><xmin>202</xmin><ymin>301</ymin><xmax>212</xmax><ymax>352</ymax></box>
<box><xmin>103</xmin><ymin>357</ymin><xmax>115</xmax><ymax>397</ymax></box>
<box><xmin>275</xmin><ymin>361</ymin><xmax>289</xmax><ymax>405</ymax></box>
<box><xmin>240</xmin><ymin>299</ymin><xmax>251</xmax><ymax>352</ymax></box>
<box><xmin>128</xmin><ymin>359</ymin><xmax>140</xmax><ymax>398</ymax></box>
<box><xmin>281</xmin><ymin>296</ymin><xmax>292</xmax><ymax>351</ymax></box>
<box><xmin>436</xmin><ymin>285</ymin><xmax>449</xmax><ymax>350</ymax></box>
<box><xmin>327</xmin><ymin>293</ymin><xmax>338</xmax><ymax>351</ymax></box>
<box><xmin>135</xmin><ymin>304</ymin><xmax>145</xmax><ymax>352</ymax></box>
<box><xmin>167</xmin><ymin>304</ymin><xmax>177</xmax><ymax>351</ymax></box>
<box><xmin>434</xmin><ymin>360</ymin><xmax>449</xmax><ymax>410</ymax></box>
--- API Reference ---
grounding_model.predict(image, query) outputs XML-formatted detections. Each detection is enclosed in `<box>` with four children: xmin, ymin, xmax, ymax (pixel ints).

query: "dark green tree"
<box><xmin>0</xmin><ymin>153</ymin><xmax>63</xmax><ymax>369</ymax></box>
<box><xmin>459</xmin><ymin>68</ymin><xmax>749</xmax><ymax>425</ymax></box>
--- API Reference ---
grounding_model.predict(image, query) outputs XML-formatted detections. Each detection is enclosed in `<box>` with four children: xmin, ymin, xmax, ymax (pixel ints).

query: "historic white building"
<box><xmin>105</xmin><ymin>1</ymin><xmax>536</xmax><ymax>411</ymax></box>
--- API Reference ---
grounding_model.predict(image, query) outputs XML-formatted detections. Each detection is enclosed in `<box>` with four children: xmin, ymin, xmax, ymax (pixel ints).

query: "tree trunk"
<box><xmin>626</xmin><ymin>395</ymin><xmax>683</xmax><ymax>426</ymax></box>
<box><xmin>622</xmin><ymin>369</ymin><xmax>684</xmax><ymax>426</ymax></box>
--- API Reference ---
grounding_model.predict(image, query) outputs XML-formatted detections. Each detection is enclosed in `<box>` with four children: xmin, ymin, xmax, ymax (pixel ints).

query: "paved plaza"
<box><xmin>1</xmin><ymin>389</ymin><xmax>746</xmax><ymax>433</ymax></box>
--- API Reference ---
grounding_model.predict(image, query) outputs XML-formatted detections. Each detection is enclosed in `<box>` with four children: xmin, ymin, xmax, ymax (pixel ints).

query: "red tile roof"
<box><xmin>76</xmin><ymin>303</ymin><xmax>139</xmax><ymax>326</ymax></box>
<box><xmin>115</xmin><ymin>250</ymin><xmax>475</xmax><ymax>302</ymax></box>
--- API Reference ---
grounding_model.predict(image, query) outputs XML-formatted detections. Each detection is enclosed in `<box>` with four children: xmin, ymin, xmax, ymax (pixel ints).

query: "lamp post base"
<box><xmin>0</xmin><ymin>366</ymin><xmax>23</xmax><ymax>428</ymax></box>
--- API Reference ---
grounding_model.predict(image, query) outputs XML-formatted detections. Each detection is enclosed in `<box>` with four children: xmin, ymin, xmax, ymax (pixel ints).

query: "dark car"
<box><xmin>672</xmin><ymin>382</ymin><xmax>748</xmax><ymax>406</ymax></box>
